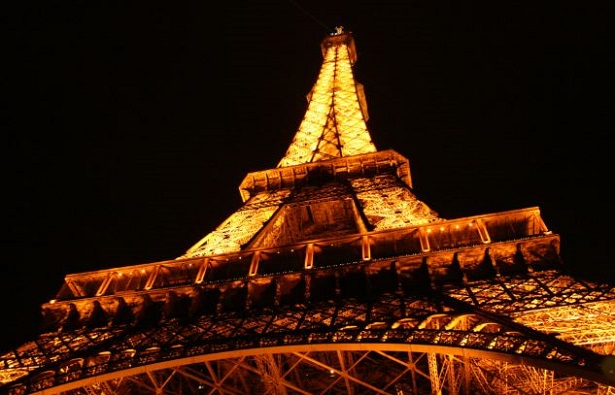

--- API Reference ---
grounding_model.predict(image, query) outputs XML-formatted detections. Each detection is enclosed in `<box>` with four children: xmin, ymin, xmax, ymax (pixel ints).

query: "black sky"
<box><xmin>3</xmin><ymin>1</ymin><xmax>614</xmax><ymax>351</ymax></box>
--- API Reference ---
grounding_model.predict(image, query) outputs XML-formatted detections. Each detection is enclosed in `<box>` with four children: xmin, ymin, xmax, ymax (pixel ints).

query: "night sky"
<box><xmin>4</xmin><ymin>1</ymin><xmax>613</xmax><ymax>352</ymax></box>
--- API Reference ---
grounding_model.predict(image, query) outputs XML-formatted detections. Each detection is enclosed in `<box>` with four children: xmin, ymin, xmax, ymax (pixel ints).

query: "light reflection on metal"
<box><xmin>277</xmin><ymin>30</ymin><xmax>376</xmax><ymax>168</ymax></box>
<box><xmin>1</xmin><ymin>27</ymin><xmax>614</xmax><ymax>395</ymax></box>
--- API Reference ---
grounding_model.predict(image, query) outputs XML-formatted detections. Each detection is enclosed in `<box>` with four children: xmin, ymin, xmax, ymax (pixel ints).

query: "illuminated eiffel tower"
<box><xmin>2</xmin><ymin>27</ymin><xmax>615</xmax><ymax>395</ymax></box>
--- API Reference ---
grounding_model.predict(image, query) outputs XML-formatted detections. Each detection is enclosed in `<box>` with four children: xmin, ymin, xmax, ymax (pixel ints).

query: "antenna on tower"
<box><xmin>287</xmin><ymin>0</ymin><xmax>333</xmax><ymax>33</ymax></box>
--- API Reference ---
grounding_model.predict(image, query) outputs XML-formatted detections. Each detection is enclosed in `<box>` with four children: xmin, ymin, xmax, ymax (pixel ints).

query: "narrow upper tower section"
<box><xmin>277</xmin><ymin>27</ymin><xmax>377</xmax><ymax>168</ymax></box>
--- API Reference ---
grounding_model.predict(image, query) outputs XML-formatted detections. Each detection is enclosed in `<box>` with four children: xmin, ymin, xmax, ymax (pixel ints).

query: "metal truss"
<box><xmin>2</xmin><ymin>276</ymin><xmax>615</xmax><ymax>394</ymax></box>
<box><xmin>3</xmin><ymin>27</ymin><xmax>615</xmax><ymax>395</ymax></box>
<box><xmin>3</xmin><ymin>207</ymin><xmax>613</xmax><ymax>394</ymax></box>
<box><xmin>28</xmin><ymin>350</ymin><xmax>610</xmax><ymax>395</ymax></box>
<box><xmin>277</xmin><ymin>28</ymin><xmax>376</xmax><ymax>168</ymax></box>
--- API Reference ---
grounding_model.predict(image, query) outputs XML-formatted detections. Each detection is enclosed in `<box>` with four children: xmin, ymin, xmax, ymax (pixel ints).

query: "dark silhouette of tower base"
<box><xmin>1</xmin><ymin>28</ymin><xmax>614</xmax><ymax>395</ymax></box>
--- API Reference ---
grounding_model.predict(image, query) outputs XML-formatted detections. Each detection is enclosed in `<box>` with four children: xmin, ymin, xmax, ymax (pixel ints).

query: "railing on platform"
<box><xmin>55</xmin><ymin>207</ymin><xmax>551</xmax><ymax>302</ymax></box>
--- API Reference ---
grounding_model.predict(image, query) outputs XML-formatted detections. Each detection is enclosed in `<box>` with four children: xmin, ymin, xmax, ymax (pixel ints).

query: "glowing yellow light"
<box><xmin>277</xmin><ymin>32</ymin><xmax>376</xmax><ymax>168</ymax></box>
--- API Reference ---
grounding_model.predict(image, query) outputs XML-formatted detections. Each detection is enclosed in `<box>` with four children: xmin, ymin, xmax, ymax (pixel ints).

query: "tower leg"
<box><xmin>446</xmin><ymin>355</ymin><xmax>459</xmax><ymax>395</ymax></box>
<box><xmin>428</xmin><ymin>353</ymin><xmax>441</xmax><ymax>395</ymax></box>
<box><xmin>254</xmin><ymin>354</ymin><xmax>288</xmax><ymax>395</ymax></box>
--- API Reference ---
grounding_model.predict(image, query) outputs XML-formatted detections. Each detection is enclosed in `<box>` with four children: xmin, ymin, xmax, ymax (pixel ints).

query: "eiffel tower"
<box><xmin>2</xmin><ymin>27</ymin><xmax>615</xmax><ymax>395</ymax></box>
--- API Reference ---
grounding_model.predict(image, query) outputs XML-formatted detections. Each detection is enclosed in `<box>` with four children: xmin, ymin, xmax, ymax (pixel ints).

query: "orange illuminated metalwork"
<box><xmin>1</xmin><ymin>27</ymin><xmax>614</xmax><ymax>395</ymax></box>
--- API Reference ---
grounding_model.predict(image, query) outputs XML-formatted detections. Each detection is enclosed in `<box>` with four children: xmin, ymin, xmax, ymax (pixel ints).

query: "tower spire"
<box><xmin>277</xmin><ymin>27</ymin><xmax>377</xmax><ymax>168</ymax></box>
<box><xmin>180</xmin><ymin>27</ymin><xmax>440</xmax><ymax>259</ymax></box>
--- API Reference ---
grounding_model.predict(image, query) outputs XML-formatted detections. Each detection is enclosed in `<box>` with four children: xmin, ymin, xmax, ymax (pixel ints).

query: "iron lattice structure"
<box><xmin>2</xmin><ymin>28</ymin><xmax>615</xmax><ymax>395</ymax></box>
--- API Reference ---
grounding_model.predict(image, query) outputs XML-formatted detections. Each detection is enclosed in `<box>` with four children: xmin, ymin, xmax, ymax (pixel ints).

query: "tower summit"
<box><xmin>1</xmin><ymin>29</ymin><xmax>614</xmax><ymax>395</ymax></box>
<box><xmin>277</xmin><ymin>27</ymin><xmax>377</xmax><ymax>167</ymax></box>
